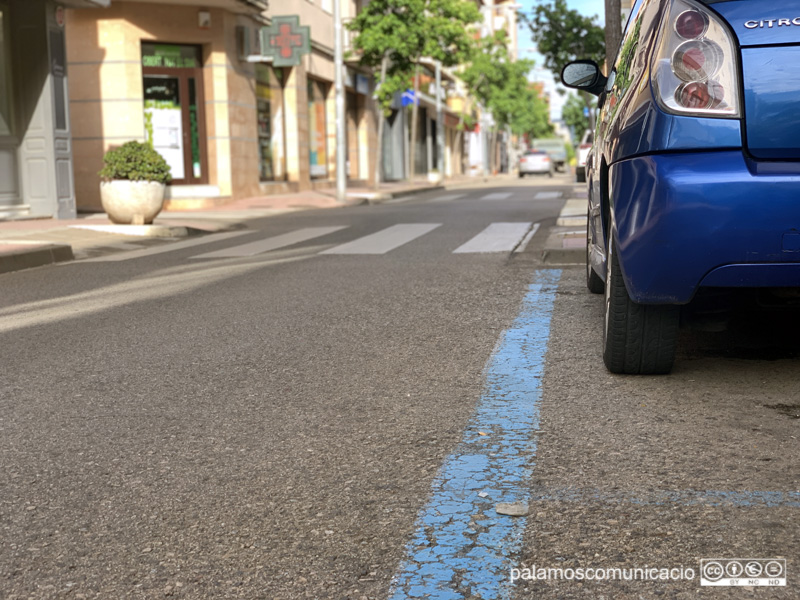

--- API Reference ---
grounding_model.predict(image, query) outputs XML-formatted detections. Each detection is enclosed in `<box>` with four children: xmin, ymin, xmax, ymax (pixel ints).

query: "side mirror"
<box><xmin>561</xmin><ymin>60</ymin><xmax>607</xmax><ymax>97</ymax></box>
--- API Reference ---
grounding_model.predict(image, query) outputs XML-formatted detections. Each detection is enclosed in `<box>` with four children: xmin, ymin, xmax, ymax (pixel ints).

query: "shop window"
<box><xmin>307</xmin><ymin>78</ymin><xmax>329</xmax><ymax>179</ymax></box>
<box><xmin>142</xmin><ymin>43</ymin><xmax>207</xmax><ymax>185</ymax></box>
<box><xmin>0</xmin><ymin>6</ymin><xmax>12</xmax><ymax>136</ymax></box>
<box><xmin>256</xmin><ymin>65</ymin><xmax>286</xmax><ymax>182</ymax></box>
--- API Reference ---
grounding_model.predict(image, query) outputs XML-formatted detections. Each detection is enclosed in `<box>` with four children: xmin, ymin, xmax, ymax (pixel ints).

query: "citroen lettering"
<box><xmin>746</xmin><ymin>17</ymin><xmax>800</xmax><ymax>29</ymax></box>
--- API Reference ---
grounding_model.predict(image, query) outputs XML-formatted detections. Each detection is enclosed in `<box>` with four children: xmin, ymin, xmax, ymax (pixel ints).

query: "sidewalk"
<box><xmin>541</xmin><ymin>186</ymin><xmax>588</xmax><ymax>265</ymax></box>
<box><xmin>0</xmin><ymin>173</ymin><xmax>516</xmax><ymax>274</ymax></box>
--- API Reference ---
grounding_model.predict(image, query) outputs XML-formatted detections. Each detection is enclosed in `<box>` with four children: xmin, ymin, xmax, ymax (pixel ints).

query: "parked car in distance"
<box><xmin>562</xmin><ymin>0</ymin><xmax>800</xmax><ymax>375</ymax></box>
<box><xmin>518</xmin><ymin>150</ymin><xmax>553</xmax><ymax>177</ymax></box>
<box><xmin>575</xmin><ymin>129</ymin><xmax>593</xmax><ymax>183</ymax></box>
<box><xmin>530</xmin><ymin>138</ymin><xmax>567</xmax><ymax>172</ymax></box>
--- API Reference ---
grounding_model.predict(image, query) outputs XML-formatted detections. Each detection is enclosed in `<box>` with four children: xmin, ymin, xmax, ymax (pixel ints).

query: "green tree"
<box><xmin>347</xmin><ymin>0</ymin><xmax>420</xmax><ymax>189</ymax></box>
<box><xmin>462</xmin><ymin>32</ymin><xmax>552</xmax><ymax>172</ymax></box>
<box><xmin>561</xmin><ymin>93</ymin><xmax>589</xmax><ymax>139</ymax></box>
<box><xmin>526</xmin><ymin>0</ymin><xmax>605</xmax><ymax>126</ymax></box>
<box><xmin>408</xmin><ymin>0</ymin><xmax>480</xmax><ymax>181</ymax></box>
<box><xmin>525</xmin><ymin>0</ymin><xmax>605</xmax><ymax>78</ymax></box>
<box><xmin>349</xmin><ymin>0</ymin><xmax>480</xmax><ymax>185</ymax></box>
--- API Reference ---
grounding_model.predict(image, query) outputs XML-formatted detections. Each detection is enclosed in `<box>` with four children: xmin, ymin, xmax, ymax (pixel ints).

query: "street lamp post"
<box><xmin>334</xmin><ymin>0</ymin><xmax>347</xmax><ymax>202</ymax></box>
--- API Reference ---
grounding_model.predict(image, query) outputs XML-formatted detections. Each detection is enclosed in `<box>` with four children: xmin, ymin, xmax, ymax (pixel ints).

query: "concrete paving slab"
<box><xmin>541</xmin><ymin>228</ymin><xmax>586</xmax><ymax>264</ymax></box>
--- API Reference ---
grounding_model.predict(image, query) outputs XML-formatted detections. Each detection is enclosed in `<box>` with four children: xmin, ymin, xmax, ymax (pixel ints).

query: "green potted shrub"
<box><xmin>99</xmin><ymin>141</ymin><xmax>172</xmax><ymax>225</ymax></box>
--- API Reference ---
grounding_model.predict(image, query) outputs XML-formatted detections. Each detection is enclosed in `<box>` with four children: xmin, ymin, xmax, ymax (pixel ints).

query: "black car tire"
<box><xmin>586</xmin><ymin>209</ymin><xmax>604</xmax><ymax>294</ymax></box>
<box><xmin>602</xmin><ymin>235</ymin><xmax>679</xmax><ymax>375</ymax></box>
<box><xmin>518</xmin><ymin>172</ymin><xmax>524</xmax><ymax>178</ymax></box>
<box><xmin>576</xmin><ymin>167</ymin><xmax>586</xmax><ymax>183</ymax></box>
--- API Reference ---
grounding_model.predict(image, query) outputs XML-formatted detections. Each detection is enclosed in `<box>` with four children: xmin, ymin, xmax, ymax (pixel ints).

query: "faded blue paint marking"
<box><xmin>529</xmin><ymin>487</ymin><xmax>800</xmax><ymax>508</ymax></box>
<box><xmin>389</xmin><ymin>269</ymin><xmax>562</xmax><ymax>600</ymax></box>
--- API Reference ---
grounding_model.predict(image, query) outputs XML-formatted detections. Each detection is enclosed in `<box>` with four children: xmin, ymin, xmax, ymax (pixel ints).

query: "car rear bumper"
<box><xmin>609</xmin><ymin>151</ymin><xmax>800</xmax><ymax>304</ymax></box>
<box><xmin>519</xmin><ymin>166</ymin><xmax>551</xmax><ymax>174</ymax></box>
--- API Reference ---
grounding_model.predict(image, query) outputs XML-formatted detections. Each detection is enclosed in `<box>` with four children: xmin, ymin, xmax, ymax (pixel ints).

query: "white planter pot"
<box><xmin>100</xmin><ymin>180</ymin><xmax>166</xmax><ymax>225</ymax></box>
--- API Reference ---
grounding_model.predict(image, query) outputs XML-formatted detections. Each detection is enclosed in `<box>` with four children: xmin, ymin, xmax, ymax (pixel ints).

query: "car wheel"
<box><xmin>518</xmin><ymin>172</ymin><xmax>524</xmax><ymax>178</ymax></box>
<box><xmin>576</xmin><ymin>167</ymin><xmax>586</xmax><ymax>183</ymax></box>
<box><xmin>602</xmin><ymin>235</ymin><xmax>679</xmax><ymax>374</ymax></box>
<box><xmin>586</xmin><ymin>208</ymin><xmax>604</xmax><ymax>294</ymax></box>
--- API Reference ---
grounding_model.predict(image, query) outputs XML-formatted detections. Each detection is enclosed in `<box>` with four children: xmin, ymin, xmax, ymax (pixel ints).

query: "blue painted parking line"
<box><xmin>529</xmin><ymin>487</ymin><xmax>800</xmax><ymax>508</ymax></box>
<box><xmin>389</xmin><ymin>269</ymin><xmax>562</xmax><ymax>600</ymax></box>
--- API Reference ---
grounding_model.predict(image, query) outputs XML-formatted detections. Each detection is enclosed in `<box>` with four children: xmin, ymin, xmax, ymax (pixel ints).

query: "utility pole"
<box><xmin>604</xmin><ymin>0</ymin><xmax>622</xmax><ymax>70</ymax></box>
<box><xmin>334</xmin><ymin>0</ymin><xmax>347</xmax><ymax>202</ymax></box>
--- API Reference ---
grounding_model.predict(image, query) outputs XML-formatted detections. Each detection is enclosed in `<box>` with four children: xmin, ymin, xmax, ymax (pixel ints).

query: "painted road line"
<box><xmin>320</xmin><ymin>223</ymin><xmax>441</xmax><ymax>255</ymax></box>
<box><xmin>190</xmin><ymin>226</ymin><xmax>348</xmax><ymax>259</ymax></box>
<box><xmin>389</xmin><ymin>269</ymin><xmax>562</xmax><ymax>600</ymax></box>
<box><xmin>481</xmin><ymin>192</ymin><xmax>513</xmax><ymax>201</ymax></box>
<box><xmin>529</xmin><ymin>487</ymin><xmax>800</xmax><ymax>508</ymax></box>
<box><xmin>513</xmin><ymin>223</ymin><xmax>540</xmax><ymax>254</ymax></box>
<box><xmin>533</xmin><ymin>191</ymin><xmax>563</xmax><ymax>200</ymax></box>
<box><xmin>81</xmin><ymin>231</ymin><xmax>252</xmax><ymax>262</ymax></box>
<box><xmin>453</xmin><ymin>223</ymin><xmax>533</xmax><ymax>254</ymax></box>
<box><xmin>430</xmin><ymin>194</ymin><xmax>465</xmax><ymax>203</ymax></box>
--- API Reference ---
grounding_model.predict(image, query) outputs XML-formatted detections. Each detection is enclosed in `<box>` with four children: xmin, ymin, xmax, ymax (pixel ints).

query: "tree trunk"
<box><xmin>373</xmin><ymin>54</ymin><xmax>389</xmax><ymax>192</ymax></box>
<box><xmin>604</xmin><ymin>0</ymin><xmax>623</xmax><ymax>71</ymax></box>
<box><xmin>581</xmin><ymin>91</ymin><xmax>596</xmax><ymax>132</ymax></box>
<box><xmin>490</xmin><ymin>128</ymin><xmax>498</xmax><ymax>175</ymax></box>
<box><xmin>408</xmin><ymin>64</ymin><xmax>420</xmax><ymax>183</ymax></box>
<box><xmin>454</xmin><ymin>115</ymin><xmax>464</xmax><ymax>176</ymax></box>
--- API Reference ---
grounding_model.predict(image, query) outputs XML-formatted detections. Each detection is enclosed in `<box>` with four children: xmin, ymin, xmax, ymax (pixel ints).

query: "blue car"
<box><xmin>562</xmin><ymin>0</ymin><xmax>800</xmax><ymax>374</ymax></box>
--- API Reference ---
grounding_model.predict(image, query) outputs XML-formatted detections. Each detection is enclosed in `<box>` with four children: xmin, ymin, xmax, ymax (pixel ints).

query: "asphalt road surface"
<box><xmin>2</xmin><ymin>177</ymin><xmax>798</xmax><ymax>599</ymax></box>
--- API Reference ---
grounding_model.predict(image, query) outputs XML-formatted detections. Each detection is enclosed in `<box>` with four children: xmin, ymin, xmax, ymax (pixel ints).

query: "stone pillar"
<box><xmin>283</xmin><ymin>65</ymin><xmax>309</xmax><ymax>189</ymax></box>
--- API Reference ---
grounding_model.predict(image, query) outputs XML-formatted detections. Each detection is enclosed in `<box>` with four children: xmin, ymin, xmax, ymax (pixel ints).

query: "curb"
<box><xmin>68</xmin><ymin>224</ymin><xmax>194</xmax><ymax>238</ymax></box>
<box><xmin>542</xmin><ymin>195</ymin><xmax>587</xmax><ymax>265</ymax></box>
<box><xmin>0</xmin><ymin>242</ymin><xmax>74</xmax><ymax>274</ymax></box>
<box><xmin>350</xmin><ymin>185</ymin><xmax>446</xmax><ymax>205</ymax></box>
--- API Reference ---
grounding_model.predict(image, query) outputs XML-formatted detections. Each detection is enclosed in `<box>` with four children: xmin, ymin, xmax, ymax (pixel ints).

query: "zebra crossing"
<box><xmin>384</xmin><ymin>190</ymin><xmax>562</xmax><ymax>203</ymax></box>
<box><xmin>81</xmin><ymin>220</ymin><xmax>542</xmax><ymax>263</ymax></box>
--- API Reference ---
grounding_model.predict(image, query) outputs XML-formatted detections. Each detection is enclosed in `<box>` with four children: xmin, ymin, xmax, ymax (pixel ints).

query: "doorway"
<box><xmin>142</xmin><ymin>43</ymin><xmax>207</xmax><ymax>185</ymax></box>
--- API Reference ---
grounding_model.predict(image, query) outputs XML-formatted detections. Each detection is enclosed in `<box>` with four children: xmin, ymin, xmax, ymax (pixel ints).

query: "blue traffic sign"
<box><xmin>401</xmin><ymin>90</ymin><xmax>418</xmax><ymax>107</ymax></box>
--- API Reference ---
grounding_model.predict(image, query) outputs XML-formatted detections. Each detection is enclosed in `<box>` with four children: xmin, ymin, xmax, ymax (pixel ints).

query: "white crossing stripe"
<box><xmin>453</xmin><ymin>222</ymin><xmax>532</xmax><ymax>254</ymax></box>
<box><xmin>190</xmin><ymin>226</ymin><xmax>348</xmax><ymax>258</ymax></box>
<box><xmin>514</xmin><ymin>223</ymin><xmax>540</xmax><ymax>253</ymax></box>
<box><xmin>320</xmin><ymin>223</ymin><xmax>441</xmax><ymax>255</ymax></box>
<box><xmin>81</xmin><ymin>230</ymin><xmax>252</xmax><ymax>262</ymax></box>
<box><xmin>430</xmin><ymin>194</ymin><xmax>465</xmax><ymax>203</ymax></box>
<box><xmin>480</xmin><ymin>192</ymin><xmax>513</xmax><ymax>201</ymax></box>
<box><xmin>534</xmin><ymin>191</ymin><xmax>563</xmax><ymax>200</ymax></box>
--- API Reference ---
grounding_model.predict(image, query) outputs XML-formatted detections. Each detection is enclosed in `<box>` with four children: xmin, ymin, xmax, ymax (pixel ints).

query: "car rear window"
<box><xmin>532</xmin><ymin>140</ymin><xmax>564</xmax><ymax>150</ymax></box>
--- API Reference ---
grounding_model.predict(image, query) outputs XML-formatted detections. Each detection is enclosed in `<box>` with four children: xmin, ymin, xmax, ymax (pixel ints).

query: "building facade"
<box><xmin>2</xmin><ymin>0</ymin><xmax>482</xmax><ymax>219</ymax></box>
<box><xmin>0</xmin><ymin>0</ymin><xmax>108</xmax><ymax>220</ymax></box>
<box><xmin>64</xmin><ymin>0</ymin><xmax>380</xmax><ymax>212</ymax></box>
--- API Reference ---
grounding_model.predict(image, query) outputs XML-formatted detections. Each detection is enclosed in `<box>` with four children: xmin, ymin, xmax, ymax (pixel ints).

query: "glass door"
<box><xmin>142</xmin><ymin>44</ymin><xmax>207</xmax><ymax>185</ymax></box>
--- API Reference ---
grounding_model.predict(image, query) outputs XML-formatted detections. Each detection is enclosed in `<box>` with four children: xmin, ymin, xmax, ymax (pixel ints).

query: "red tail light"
<box><xmin>675</xmin><ymin>10</ymin><xmax>707</xmax><ymax>40</ymax></box>
<box><xmin>652</xmin><ymin>0</ymin><xmax>739</xmax><ymax>117</ymax></box>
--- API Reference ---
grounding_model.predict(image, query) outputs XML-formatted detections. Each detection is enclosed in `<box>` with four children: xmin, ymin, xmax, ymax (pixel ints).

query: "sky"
<box><xmin>515</xmin><ymin>0</ymin><xmax>606</xmax><ymax>122</ymax></box>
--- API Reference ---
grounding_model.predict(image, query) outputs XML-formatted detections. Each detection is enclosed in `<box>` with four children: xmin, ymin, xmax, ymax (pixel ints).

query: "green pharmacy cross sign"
<box><xmin>261</xmin><ymin>16</ymin><xmax>311</xmax><ymax>67</ymax></box>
